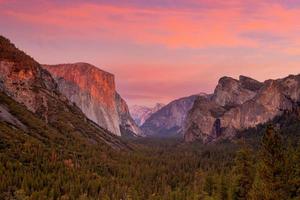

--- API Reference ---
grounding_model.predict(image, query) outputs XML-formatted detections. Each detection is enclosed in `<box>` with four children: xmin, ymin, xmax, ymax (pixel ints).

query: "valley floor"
<box><xmin>1</xmin><ymin>92</ymin><xmax>300</xmax><ymax>199</ymax></box>
<box><xmin>1</xmin><ymin>129</ymin><xmax>300</xmax><ymax>200</ymax></box>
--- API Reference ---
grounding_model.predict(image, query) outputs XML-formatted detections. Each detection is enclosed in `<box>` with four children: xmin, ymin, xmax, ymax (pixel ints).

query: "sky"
<box><xmin>1</xmin><ymin>0</ymin><xmax>300</xmax><ymax>106</ymax></box>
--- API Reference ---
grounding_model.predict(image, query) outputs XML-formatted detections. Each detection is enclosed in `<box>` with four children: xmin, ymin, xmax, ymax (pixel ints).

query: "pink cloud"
<box><xmin>3</xmin><ymin>1</ymin><xmax>297</xmax><ymax>49</ymax></box>
<box><xmin>1</xmin><ymin>0</ymin><xmax>300</xmax><ymax>105</ymax></box>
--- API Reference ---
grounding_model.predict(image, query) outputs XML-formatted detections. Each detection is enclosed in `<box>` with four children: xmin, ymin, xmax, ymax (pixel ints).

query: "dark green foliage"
<box><xmin>204</xmin><ymin>175</ymin><xmax>215</xmax><ymax>196</ymax></box>
<box><xmin>232</xmin><ymin>145</ymin><xmax>254</xmax><ymax>200</ymax></box>
<box><xmin>1</xmin><ymin>34</ymin><xmax>299</xmax><ymax>199</ymax></box>
<box><xmin>250</xmin><ymin>125</ymin><xmax>287</xmax><ymax>200</ymax></box>
<box><xmin>218</xmin><ymin>174</ymin><xmax>228</xmax><ymax>200</ymax></box>
<box><xmin>0</xmin><ymin>91</ymin><xmax>300</xmax><ymax>199</ymax></box>
<box><xmin>287</xmin><ymin>145</ymin><xmax>300</xmax><ymax>198</ymax></box>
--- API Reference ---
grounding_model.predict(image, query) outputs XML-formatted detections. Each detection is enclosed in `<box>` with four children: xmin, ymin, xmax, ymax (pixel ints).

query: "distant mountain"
<box><xmin>43</xmin><ymin>63</ymin><xmax>142</xmax><ymax>137</ymax></box>
<box><xmin>0</xmin><ymin>35</ymin><xmax>128</xmax><ymax>149</ymax></box>
<box><xmin>141</xmin><ymin>95</ymin><xmax>198</xmax><ymax>137</ymax></box>
<box><xmin>130</xmin><ymin>103</ymin><xmax>165</xmax><ymax>126</ymax></box>
<box><xmin>184</xmin><ymin>75</ymin><xmax>300</xmax><ymax>143</ymax></box>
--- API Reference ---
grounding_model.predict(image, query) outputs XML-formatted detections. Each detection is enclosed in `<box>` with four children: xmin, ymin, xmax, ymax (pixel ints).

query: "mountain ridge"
<box><xmin>141</xmin><ymin>95</ymin><xmax>199</xmax><ymax>137</ymax></box>
<box><xmin>129</xmin><ymin>103</ymin><xmax>165</xmax><ymax>126</ymax></box>
<box><xmin>184</xmin><ymin>74</ymin><xmax>300</xmax><ymax>143</ymax></box>
<box><xmin>0</xmin><ymin>35</ymin><xmax>128</xmax><ymax>149</ymax></box>
<box><xmin>43</xmin><ymin>63</ymin><xmax>142</xmax><ymax>137</ymax></box>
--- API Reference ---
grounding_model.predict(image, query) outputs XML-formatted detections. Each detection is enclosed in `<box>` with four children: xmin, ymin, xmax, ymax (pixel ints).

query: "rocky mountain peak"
<box><xmin>129</xmin><ymin>103</ymin><xmax>165</xmax><ymax>126</ymax></box>
<box><xmin>212</xmin><ymin>76</ymin><xmax>257</xmax><ymax>107</ymax></box>
<box><xmin>43</xmin><ymin>63</ymin><xmax>115</xmax><ymax>108</ymax></box>
<box><xmin>0</xmin><ymin>35</ymin><xmax>128</xmax><ymax>149</ymax></box>
<box><xmin>239</xmin><ymin>75</ymin><xmax>264</xmax><ymax>91</ymax></box>
<box><xmin>43</xmin><ymin>63</ymin><xmax>142</xmax><ymax>137</ymax></box>
<box><xmin>184</xmin><ymin>74</ymin><xmax>300</xmax><ymax>143</ymax></box>
<box><xmin>0</xmin><ymin>36</ymin><xmax>59</xmax><ymax>121</ymax></box>
<box><xmin>154</xmin><ymin>103</ymin><xmax>165</xmax><ymax>111</ymax></box>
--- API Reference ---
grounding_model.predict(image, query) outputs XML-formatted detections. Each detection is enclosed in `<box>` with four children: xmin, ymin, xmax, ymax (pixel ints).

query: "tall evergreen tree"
<box><xmin>193</xmin><ymin>170</ymin><xmax>206</xmax><ymax>200</ymax></box>
<box><xmin>218</xmin><ymin>174</ymin><xmax>228</xmax><ymax>200</ymax></box>
<box><xmin>286</xmin><ymin>143</ymin><xmax>300</xmax><ymax>199</ymax></box>
<box><xmin>232</xmin><ymin>145</ymin><xmax>254</xmax><ymax>200</ymax></box>
<box><xmin>251</xmin><ymin>125</ymin><xmax>287</xmax><ymax>200</ymax></box>
<box><xmin>204</xmin><ymin>175</ymin><xmax>214</xmax><ymax>196</ymax></box>
<box><xmin>248</xmin><ymin>172</ymin><xmax>264</xmax><ymax>200</ymax></box>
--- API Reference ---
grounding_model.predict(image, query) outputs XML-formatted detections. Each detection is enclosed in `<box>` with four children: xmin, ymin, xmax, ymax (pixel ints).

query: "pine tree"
<box><xmin>218</xmin><ymin>174</ymin><xmax>228</xmax><ymax>200</ymax></box>
<box><xmin>252</xmin><ymin>125</ymin><xmax>287</xmax><ymax>200</ymax></box>
<box><xmin>232</xmin><ymin>145</ymin><xmax>254</xmax><ymax>200</ymax></box>
<box><xmin>204</xmin><ymin>175</ymin><xmax>214</xmax><ymax>196</ymax></box>
<box><xmin>248</xmin><ymin>173</ymin><xmax>264</xmax><ymax>200</ymax></box>
<box><xmin>286</xmin><ymin>142</ymin><xmax>300</xmax><ymax>199</ymax></box>
<box><xmin>193</xmin><ymin>170</ymin><xmax>206</xmax><ymax>200</ymax></box>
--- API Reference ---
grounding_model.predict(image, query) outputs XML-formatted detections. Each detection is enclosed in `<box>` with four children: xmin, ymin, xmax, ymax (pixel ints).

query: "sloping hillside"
<box><xmin>0</xmin><ymin>35</ymin><xmax>128</xmax><ymax>149</ymax></box>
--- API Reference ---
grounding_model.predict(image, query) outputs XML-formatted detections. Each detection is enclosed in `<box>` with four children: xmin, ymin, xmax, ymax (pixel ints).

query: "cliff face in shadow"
<box><xmin>141</xmin><ymin>95</ymin><xmax>198</xmax><ymax>137</ymax></box>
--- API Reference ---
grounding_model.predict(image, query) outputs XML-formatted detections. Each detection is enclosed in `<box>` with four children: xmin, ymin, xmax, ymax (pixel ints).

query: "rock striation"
<box><xmin>184</xmin><ymin>75</ymin><xmax>300</xmax><ymax>143</ymax></box>
<box><xmin>43</xmin><ymin>63</ymin><xmax>142</xmax><ymax>136</ymax></box>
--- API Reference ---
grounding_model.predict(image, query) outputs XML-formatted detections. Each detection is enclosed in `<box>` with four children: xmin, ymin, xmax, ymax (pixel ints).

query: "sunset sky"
<box><xmin>1</xmin><ymin>0</ymin><xmax>300</xmax><ymax>106</ymax></box>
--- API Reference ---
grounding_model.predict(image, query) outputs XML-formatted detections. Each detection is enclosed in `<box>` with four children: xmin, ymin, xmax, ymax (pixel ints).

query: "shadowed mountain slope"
<box><xmin>141</xmin><ymin>95</ymin><xmax>199</xmax><ymax>137</ymax></box>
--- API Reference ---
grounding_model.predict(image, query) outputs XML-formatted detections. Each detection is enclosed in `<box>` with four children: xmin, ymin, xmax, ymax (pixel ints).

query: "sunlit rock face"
<box><xmin>184</xmin><ymin>75</ymin><xmax>300</xmax><ymax>143</ymax></box>
<box><xmin>141</xmin><ymin>95</ymin><xmax>199</xmax><ymax>137</ymax></box>
<box><xmin>43</xmin><ymin>63</ymin><xmax>142</xmax><ymax>136</ymax></box>
<box><xmin>0</xmin><ymin>36</ymin><xmax>130</xmax><ymax>149</ymax></box>
<box><xmin>0</xmin><ymin>61</ymin><xmax>58</xmax><ymax>122</ymax></box>
<box><xmin>212</xmin><ymin>76</ymin><xmax>260</xmax><ymax>107</ymax></box>
<box><xmin>129</xmin><ymin>103</ymin><xmax>165</xmax><ymax>126</ymax></box>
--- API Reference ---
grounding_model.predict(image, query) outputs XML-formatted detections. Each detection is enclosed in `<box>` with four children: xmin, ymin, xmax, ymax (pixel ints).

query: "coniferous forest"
<box><xmin>1</xmin><ymin>88</ymin><xmax>300</xmax><ymax>200</ymax></box>
<box><xmin>2</xmin><ymin>1</ymin><xmax>300</xmax><ymax>199</ymax></box>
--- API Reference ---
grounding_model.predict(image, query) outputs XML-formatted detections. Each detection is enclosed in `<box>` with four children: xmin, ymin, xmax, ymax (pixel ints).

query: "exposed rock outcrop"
<box><xmin>115</xmin><ymin>93</ymin><xmax>143</xmax><ymax>136</ymax></box>
<box><xmin>0</xmin><ymin>104</ymin><xmax>27</xmax><ymax>131</ymax></box>
<box><xmin>43</xmin><ymin>63</ymin><xmax>142</xmax><ymax>136</ymax></box>
<box><xmin>141</xmin><ymin>95</ymin><xmax>198</xmax><ymax>137</ymax></box>
<box><xmin>211</xmin><ymin>76</ymin><xmax>260</xmax><ymax>107</ymax></box>
<box><xmin>0</xmin><ymin>35</ymin><xmax>128</xmax><ymax>149</ymax></box>
<box><xmin>0</xmin><ymin>60</ymin><xmax>58</xmax><ymax>123</ymax></box>
<box><xmin>184</xmin><ymin>75</ymin><xmax>300</xmax><ymax>143</ymax></box>
<box><xmin>130</xmin><ymin>103</ymin><xmax>165</xmax><ymax>126</ymax></box>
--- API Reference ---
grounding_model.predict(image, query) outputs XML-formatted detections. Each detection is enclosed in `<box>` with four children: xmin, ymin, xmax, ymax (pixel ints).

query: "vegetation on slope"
<box><xmin>1</xmin><ymin>90</ymin><xmax>300</xmax><ymax>199</ymax></box>
<box><xmin>0</xmin><ymin>34</ymin><xmax>127</xmax><ymax>149</ymax></box>
<box><xmin>0</xmin><ymin>36</ymin><xmax>39</xmax><ymax>69</ymax></box>
<box><xmin>0</xmin><ymin>35</ymin><xmax>299</xmax><ymax>199</ymax></box>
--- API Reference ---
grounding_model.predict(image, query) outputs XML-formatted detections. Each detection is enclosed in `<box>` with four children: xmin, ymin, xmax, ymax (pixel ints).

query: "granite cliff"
<box><xmin>115</xmin><ymin>93</ymin><xmax>143</xmax><ymax>136</ymax></box>
<box><xmin>184</xmin><ymin>75</ymin><xmax>300</xmax><ymax>143</ymax></box>
<box><xmin>0</xmin><ymin>35</ymin><xmax>128</xmax><ymax>149</ymax></box>
<box><xmin>43</xmin><ymin>63</ymin><xmax>142</xmax><ymax>136</ymax></box>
